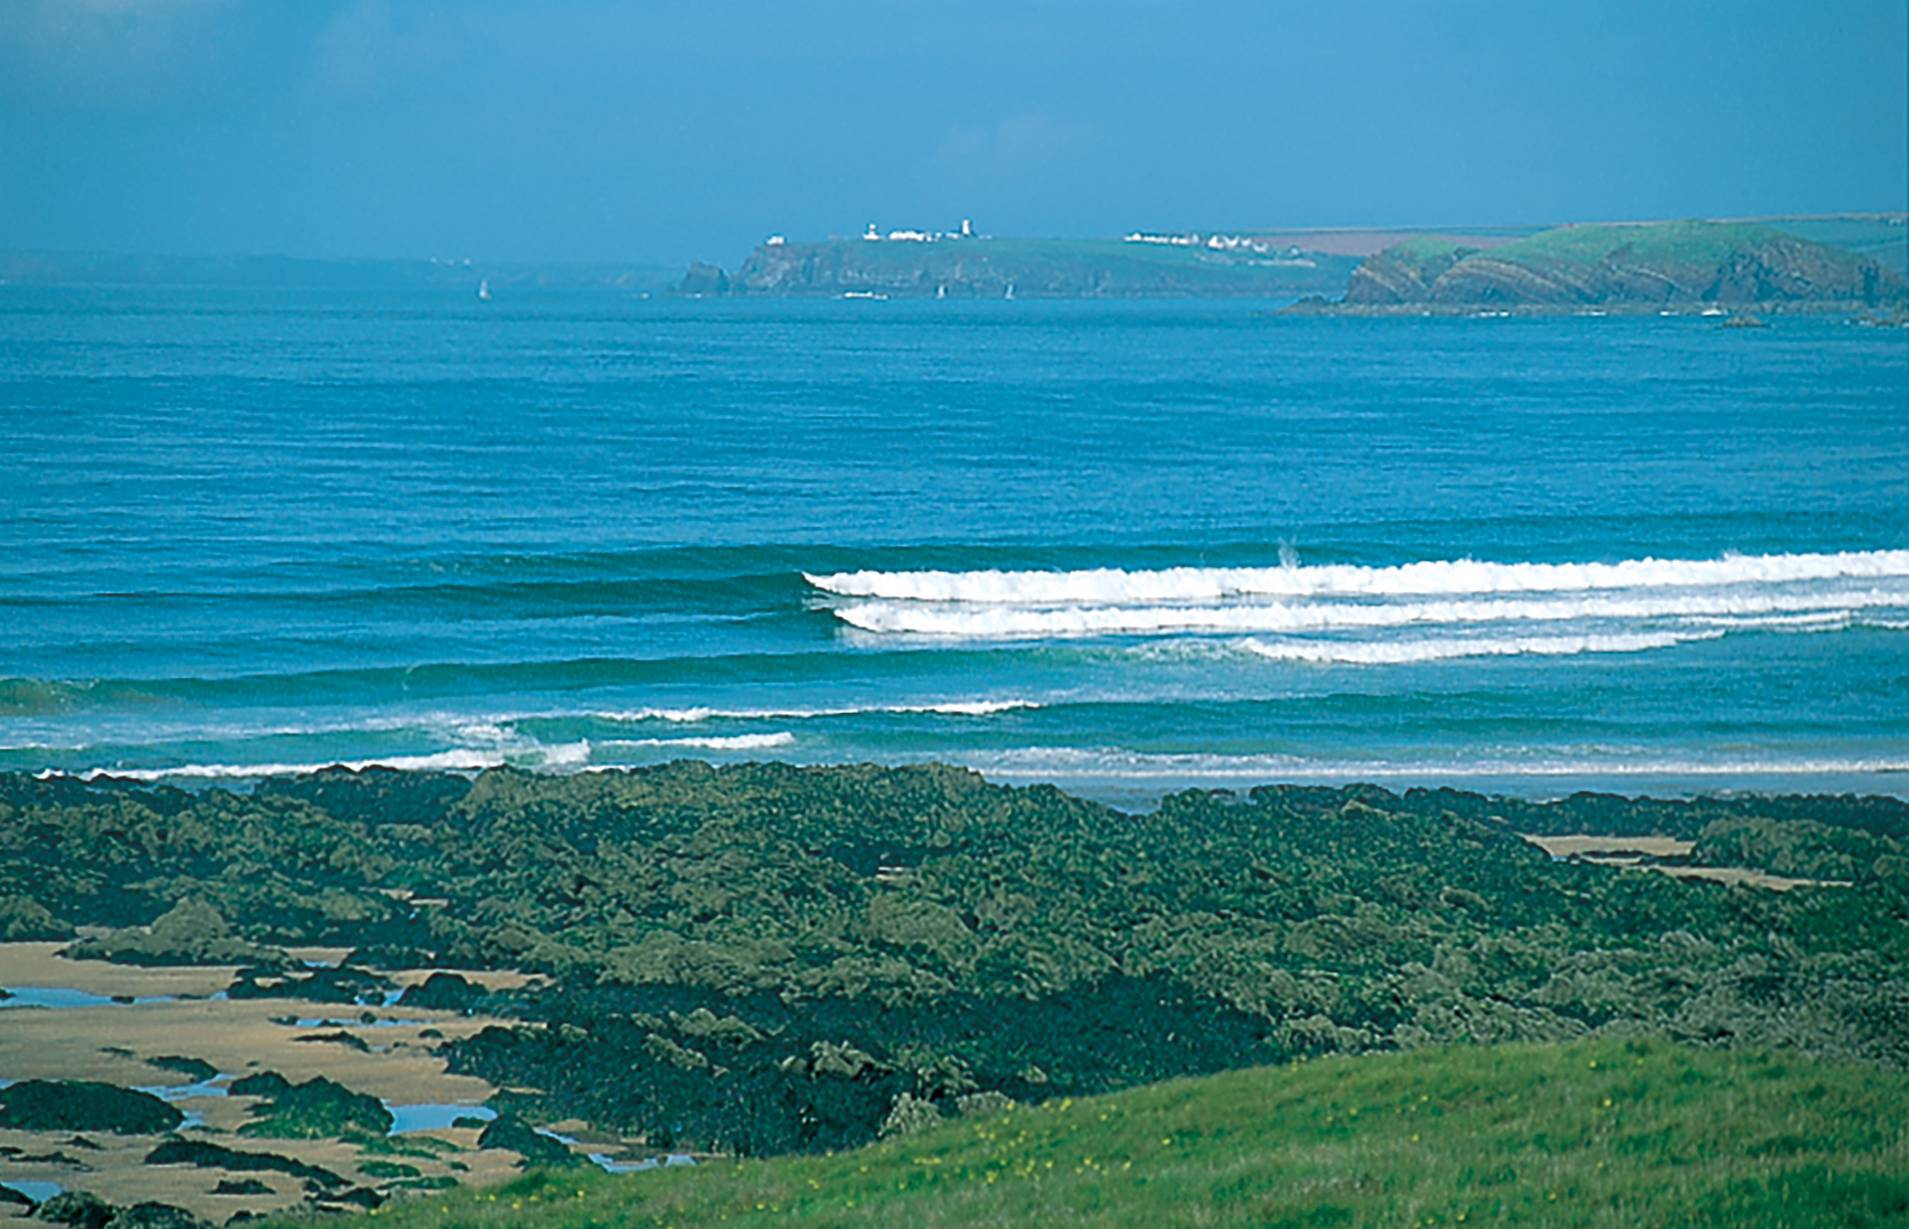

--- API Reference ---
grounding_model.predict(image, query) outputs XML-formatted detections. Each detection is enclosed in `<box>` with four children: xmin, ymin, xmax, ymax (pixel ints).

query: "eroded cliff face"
<box><xmin>1336</xmin><ymin>222</ymin><xmax>1907</xmax><ymax>310</ymax></box>
<box><xmin>1342</xmin><ymin>242</ymin><xmax>1478</xmax><ymax>304</ymax></box>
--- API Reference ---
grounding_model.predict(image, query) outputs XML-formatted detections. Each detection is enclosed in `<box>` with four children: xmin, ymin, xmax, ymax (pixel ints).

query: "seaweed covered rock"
<box><xmin>27</xmin><ymin>1196</ymin><xmax>207</xmax><ymax>1229</ymax></box>
<box><xmin>35</xmin><ymin>1191</ymin><xmax>116</xmax><ymax>1229</ymax></box>
<box><xmin>0</xmin><ymin>1081</ymin><xmax>182</xmax><ymax>1134</ymax></box>
<box><xmin>0</xmin><ymin>892</ymin><xmax>71</xmax><ymax>941</ymax></box>
<box><xmin>253</xmin><ymin>767</ymin><xmax>472</xmax><ymax>829</ymax></box>
<box><xmin>143</xmin><ymin>1139</ymin><xmax>344</xmax><ymax>1189</ymax></box>
<box><xmin>318</xmin><ymin>1188</ymin><xmax>384</xmax><ymax>1211</ymax></box>
<box><xmin>102</xmin><ymin>1205</ymin><xmax>207</xmax><ymax>1229</ymax></box>
<box><xmin>477</xmin><ymin>1115</ymin><xmax>583</xmax><ymax>1168</ymax></box>
<box><xmin>225</xmin><ymin>1072</ymin><xmax>290</xmax><ymax>1099</ymax></box>
<box><xmin>208</xmin><ymin>1180</ymin><xmax>270</xmax><ymax>1197</ymax></box>
<box><xmin>396</xmin><ymin>971</ymin><xmax>484</xmax><ymax>1012</ymax></box>
<box><xmin>7</xmin><ymin>766</ymin><xmax>1909</xmax><ymax>1162</ymax></box>
<box><xmin>224</xmin><ymin>964</ymin><xmax>391</xmax><ymax>1005</ymax></box>
<box><xmin>292</xmin><ymin>1030</ymin><xmax>372</xmax><ymax>1054</ymax></box>
<box><xmin>66</xmin><ymin>900</ymin><xmax>285</xmax><ymax>968</ymax></box>
<box><xmin>236</xmin><ymin>1076</ymin><xmax>392</xmax><ymax>1139</ymax></box>
<box><xmin>144</xmin><ymin>1057</ymin><xmax>217</xmax><ymax>1082</ymax></box>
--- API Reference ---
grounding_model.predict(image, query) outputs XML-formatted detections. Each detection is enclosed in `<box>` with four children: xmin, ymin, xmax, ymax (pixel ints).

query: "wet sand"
<box><xmin>0</xmin><ymin>942</ymin><xmax>537</xmax><ymax>1220</ymax></box>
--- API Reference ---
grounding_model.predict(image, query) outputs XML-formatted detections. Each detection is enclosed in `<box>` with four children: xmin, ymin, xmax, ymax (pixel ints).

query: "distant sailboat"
<box><xmin>476</xmin><ymin>278</ymin><xmax>492</xmax><ymax>302</ymax></box>
<box><xmin>935</xmin><ymin>284</ymin><xmax>946</xmax><ymax>300</ymax></box>
<box><xmin>1004</xmin><ymin>282</ymin><xmax>1016</xmax><ymax>301</ymax></box>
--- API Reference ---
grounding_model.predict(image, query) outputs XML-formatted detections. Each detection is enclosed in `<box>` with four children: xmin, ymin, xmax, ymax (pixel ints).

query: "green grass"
<box><xmin>292</xmin><ymin>1039</ymin><xmax>1909</xmax><ymax>1228</ymax></box>
<box><xmin>1385</xmin><ymin>235</ymin><xmax>1476</xmax><ymax>262</ymax></box>
<box><xmin>1481</xmin><ymin>220</ymin><xmax>1858</xmax><ymax>271</ymax></box>
<box><xmin>1768</xmin><ymin>216</ymin><xmax>1908</xmax><ymax>276</ymax></box>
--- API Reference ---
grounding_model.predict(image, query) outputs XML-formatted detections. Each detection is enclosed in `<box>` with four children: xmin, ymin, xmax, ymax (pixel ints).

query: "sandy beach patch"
<box><xmin>1521</xmin><ymin>833</ymin><xmax>1849</xmax><ymax>891</ymax></box>
<box><xmin>0</xmin><ymin>942</ymin><xmax>544</xmax><ymax>1220</ymax></box>
<box><xmin>1523</xmin><ymin>834</ymin><xmax>1697</xmax><ymax>860</ymax></box>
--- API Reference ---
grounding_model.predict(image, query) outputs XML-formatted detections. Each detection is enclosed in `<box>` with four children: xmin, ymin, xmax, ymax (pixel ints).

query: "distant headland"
<box><xmin>678</xmin><ymin>221</ymin><xmax>1365</xmax><ymax>299</ymax></box>
<box><xmin>681</xmin><ymin>213</ymin><xmax>1908</xmax><ymax>310</ymax></box>
<box><xmin>2</xmin><ymin>214</ymin><xmax>1902</xmax><ymax>313</ymax></box>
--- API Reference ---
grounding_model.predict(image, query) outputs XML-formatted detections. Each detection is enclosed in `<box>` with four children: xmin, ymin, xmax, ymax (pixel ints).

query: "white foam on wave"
<box><xmin>807</xmin><ymin>549</ymin><xmax>1909</xmax><ymax>605</ymax></box>
<box><xmin>1</xmin><ymin>701</ymin><xmax>1049</xmax><ymax>765</ymax></box>
<box><xmin>599</xmin><ymin>732</ymin><xmax>797</xmax><ymax>751</ymax></box>
<box><xmin>1237</xmin><ymin>629</ymin><xmax>1722</xmax><ymax>665</ymax></box>
<box><xmin>41</xmin><ymin>741</ymin><xmax>593</xmax><ymax>783</ymax></box>
<box><xmin>595</xmin><ymin>700</ymin><xmax>1040</xmax><ymax>723</ymax></box>
<box><xmin>833</xmin><ymin>585</ymin><xmax>1909</xmax><ymax>639</ymax></box>
<box><xmin>961</xmin><ymin>746</ymin><xmax>1909</xmax><ymax>782</ymax></box>
<box><xmin>1683</xmin><ymin>610</ymin><xmax>1857</xmax><ymax>631</ymax></box>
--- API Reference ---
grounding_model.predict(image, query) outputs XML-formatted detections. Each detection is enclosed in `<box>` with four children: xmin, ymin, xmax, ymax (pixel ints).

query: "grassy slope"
<box><xmin>302</xmin><ymin>1039</ymin><xmax>1909</xmax><ymax>1229</ymax></box>
<box><xmin>1766</xmin><ymin>216</ymin><xmax>1908</xmax><ymax>276</ymax></box>
<box><xmin>1478</xmin><ymin>221</ymin><xmax>1863</xmax><ymax>273</ymax></box>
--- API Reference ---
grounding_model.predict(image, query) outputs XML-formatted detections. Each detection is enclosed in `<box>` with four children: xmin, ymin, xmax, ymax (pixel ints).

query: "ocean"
<box><xmin>2</xmin><ymin>288</ymin><xmax>1905</xmax><ymax>806</ymax></box>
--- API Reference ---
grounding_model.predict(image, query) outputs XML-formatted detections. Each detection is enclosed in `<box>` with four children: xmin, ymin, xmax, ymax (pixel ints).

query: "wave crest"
<box><xmin>807</xmin><ymin>549</ymin><xmax>1909</xmax><ymax>605</ymax></box>
<box><xmin>1237</xmin><ymin>630</ymin><xmax>1722</xmax><ymax>665</ymax></box>
<box><xmin>831</xmin><ymin>585</ymin><xmax>1909</xmax><ymax>639</ymax></box>
<box><xmin>600</xmin><ymin>732</ymin><xmax>797</xmax><ymax>751</ymax></box>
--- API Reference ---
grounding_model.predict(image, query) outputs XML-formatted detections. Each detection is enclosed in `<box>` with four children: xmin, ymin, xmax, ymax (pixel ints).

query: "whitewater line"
<box><xmin>593</xmin><ymin>699</ymin><xmax>1041</xmax><ymax>723</ymax></box>
<box><xmin>962</xmin><ymin>747</ymin><xmax>1909</xmax><ymax>781</ymax></box>
<box><xmin>807</xmin><ymin>548</ymin><xmax>1909</xmax><ymax>605</ymax></box>
<box><xmin>830</xmin><ymin>584</ymin><xmax>1909</xmax><ymax>638</ymax></box>
<box><xmin>598</xmin><ymin>732</ymin><xmax>797</xmax><ymax>751</ymax></box>
<box><xmin>1236</xmin><ymin>629</ymin><xmax>1724</xmax><ymax>665</ymax></box>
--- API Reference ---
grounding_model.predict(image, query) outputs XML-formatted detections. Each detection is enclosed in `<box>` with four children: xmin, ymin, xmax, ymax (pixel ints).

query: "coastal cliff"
<box><xmin>1313</xmin><ymin>220</ymin><xmax>1907</xmax><ymax>313</ymax></box>
<box><xmin>681</xmin><ymin>237</ymin><xmax>1360</xmax><ymax>299</ymax></box>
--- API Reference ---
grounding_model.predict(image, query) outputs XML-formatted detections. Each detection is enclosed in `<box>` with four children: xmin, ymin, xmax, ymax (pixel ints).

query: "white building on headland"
<box><xmin>858</xmin><ymin>219</ymin><xmax>982</xmax><ymax>243</ymax></box>
<box><xmin>765</xmin><ymin>234</ymin><xmax>786</xmax><ymax>246</ymax></box>
<box><xmin>1125</xmin><ymin>231</ymin><xmax>1305</xmax><ymax>259</ymax></box>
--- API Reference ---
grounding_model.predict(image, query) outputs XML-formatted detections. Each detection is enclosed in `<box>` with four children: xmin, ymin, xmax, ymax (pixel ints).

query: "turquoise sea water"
<box><xmin>2</xmin><ymin>288</ymin><xmax>1905</xmax><ymax>805</ymax></box>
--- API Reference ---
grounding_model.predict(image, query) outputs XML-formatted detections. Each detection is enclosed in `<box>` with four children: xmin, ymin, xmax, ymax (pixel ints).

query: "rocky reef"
<box><xmin>65</xmin><ymin>899</ymin><xmax>287</xmax><ymax>968</ymax></box>
<box><xmin>0</xmin><ymin>1082</ymin><xmax>182</xmax><ymax>1135</ymax></box>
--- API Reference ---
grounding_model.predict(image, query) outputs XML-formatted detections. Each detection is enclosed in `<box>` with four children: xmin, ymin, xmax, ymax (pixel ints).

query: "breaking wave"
<box><xmin>807</xmin><ymin>549</ymin><xmax>1909</xmax><ymax>605</ymax></box>
<box><xmin>963</xmin><ymin>746</ymin><xmax>1909</xmax><ymax>782</ymax></box>
<box><xmin>595</xmin><ymin>699</ymin><xmax>1040</xmax><ymax>723</ymax></box>
<box><xmin>46</xmin><ymin>742</ymin><xmax>592</xmax><ymax>782</ymax></box>
<box><xmin>599</xmin><ymin>732</ymin><xmax>796</xmax><ymax>751</ymax></box>
<box><xmin>1236</xmin><ymin>629</ymin><xmax>1723</xmax><ymax>665</ymax></box>
<box><xmin>829</xmin><ymin>585</ymin><xmax>1909</xmax><ymax>639</ymax></box>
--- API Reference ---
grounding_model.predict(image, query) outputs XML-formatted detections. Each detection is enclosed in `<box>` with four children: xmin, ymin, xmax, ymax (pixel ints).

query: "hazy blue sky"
<box><xmin>2</xmin><ymin>0</ymin><xmax>1903</xmax><ymax>266</ymax></box>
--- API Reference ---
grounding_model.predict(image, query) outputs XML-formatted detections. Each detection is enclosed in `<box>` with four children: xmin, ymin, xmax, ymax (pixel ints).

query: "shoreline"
<box><xmin>4</xmin><ymin>762</ymin><xmax>1903</xmax><ymax>1221</ymax></box>
<box><xmin>24</xmin><ymin>758</ymin><xmax>1909</xmax><ymax>811</ymax></box>
<box><xmin>1278</xmin><ymin>297</ymin><xmax>1909</xmax><ymax>319</ymax></box>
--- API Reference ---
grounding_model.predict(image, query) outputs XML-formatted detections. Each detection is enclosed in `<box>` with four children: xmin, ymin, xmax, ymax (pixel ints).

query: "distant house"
<box><xmin>856</xmin><ymin>219</ymin><xmax>977</xmax><ymax>243</ymax></box>
<box><xmin>765</xmin><ymin>234</ymin><xmax>786</xmax><ymax>246</ymax></box>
